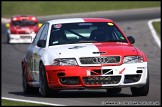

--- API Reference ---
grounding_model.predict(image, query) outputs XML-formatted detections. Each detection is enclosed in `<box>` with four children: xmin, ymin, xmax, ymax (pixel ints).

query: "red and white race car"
<box><xmin>21</xmin><ymin>18</ymin><xmax>149</xmax><ymax>97</ymax></box>
<box><xmin>6</xmin><ymin>15</ymin><xmax>40</xmax><ymax>43</ymax></box>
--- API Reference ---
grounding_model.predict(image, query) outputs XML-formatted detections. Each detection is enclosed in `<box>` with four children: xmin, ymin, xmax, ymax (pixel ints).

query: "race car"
<box><xmin>6</xmin><ymin>15</ymin><xmax>41</xmax><ymax>43</ymax></box>
<box><xmin>21</xmin><ymin>18</ymin><xmax>149</xmax><ymax>97</ymax></box>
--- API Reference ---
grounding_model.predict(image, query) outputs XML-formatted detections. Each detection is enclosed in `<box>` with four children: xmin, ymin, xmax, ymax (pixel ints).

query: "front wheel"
<box><xmin>39</xmin><ymin>62</ymin><xmax>52</xmax><ymax>97</ymax></box>
<box><xmin>131</xmin><ymin>71</ymin><xmax>149</xmax><ymax>96</ymax></box>
<box><xmin>7</xmin><ymin>33</ymin><xmax>10</xmax><ymax>44</ymax></box>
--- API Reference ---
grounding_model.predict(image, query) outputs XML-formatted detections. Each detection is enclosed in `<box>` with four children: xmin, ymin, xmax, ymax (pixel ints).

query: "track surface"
<box><xmin>1</xmin><ymin>8</ymin><xmax>161</xmax><ymax>106</ymax></box>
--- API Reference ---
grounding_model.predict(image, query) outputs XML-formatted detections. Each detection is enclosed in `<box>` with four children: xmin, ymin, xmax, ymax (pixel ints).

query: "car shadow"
<box><xmin>8</xmin><ymin>90</ymin><xmax>135</xmax><ymax>98</ymax></box>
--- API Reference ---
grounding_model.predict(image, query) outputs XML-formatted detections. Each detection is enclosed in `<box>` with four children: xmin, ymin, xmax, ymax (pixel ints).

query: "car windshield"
<box><xmin>49</xmin><ymin>22</ymin><xmax>128</xmax><ymax>46</ymax></box>
<box><xmin>13</xmin><ymin>19</ymin><xmax>37</xmax><ymax>26</ymax></box>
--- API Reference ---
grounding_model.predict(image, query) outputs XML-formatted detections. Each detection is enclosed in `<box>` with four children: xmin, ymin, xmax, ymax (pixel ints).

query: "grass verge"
<box><xmin>2</xmin><ymin>1</ymin><xmax>160</xmax><ymax>18</ymax></box>
<box><xmin>152</xmin><ymin>21</ymin><xmax>161</xmax><ymax>39</ymax></box>
<box><xmin>2</xmin><ymin>99</ymin><xmax>47</xmax><ymax>106</ymax></box>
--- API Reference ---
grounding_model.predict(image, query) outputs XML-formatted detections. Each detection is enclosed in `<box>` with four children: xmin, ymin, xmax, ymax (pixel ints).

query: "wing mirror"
<box><xmin>37</xmin><ymin>40</ymin><xmax>46</xmax><ymax>48</ymax></box>
<box><xmin>127</xmin><ymin>36</ymin><xmax>135</xmax><ymax>44</ymax></box>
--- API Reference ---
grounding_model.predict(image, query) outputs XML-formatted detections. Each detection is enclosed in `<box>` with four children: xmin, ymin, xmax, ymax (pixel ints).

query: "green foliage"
<box><xmin>2</xmin><ymin>1</ymin><xmax>160</xmax><ymax>18</ymax></box>
<box><xmin>152</xmin><ymin>22</ymin><xmax>161</xmax><ymax>38</ymax></box>
<box><xmin>2</xmin><ymin>99</ymin><xmax>47</xmax><ymax>106</ymax></box>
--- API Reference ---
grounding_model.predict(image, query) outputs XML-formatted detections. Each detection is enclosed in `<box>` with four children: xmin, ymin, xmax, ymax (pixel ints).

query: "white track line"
<box><xmin>148</xmin><ymin>18</ymin><xmax>161</xmax><ymax>48</ymax></box>
<box><xmin>1</xmin><ymin>97</ymin><xmax>65</xmax><ymax>106</ymax></box>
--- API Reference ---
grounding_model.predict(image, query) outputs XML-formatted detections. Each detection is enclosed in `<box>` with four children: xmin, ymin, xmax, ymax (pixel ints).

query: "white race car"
<box><xmin>6</xmin><ymin>15</ymin><xmax>40</xmax><ymax>43</ymax></box>
<box><xmin>21</xmin><ymin>18</ymin><xmax>149</xmax><ymax>97</ymax></box>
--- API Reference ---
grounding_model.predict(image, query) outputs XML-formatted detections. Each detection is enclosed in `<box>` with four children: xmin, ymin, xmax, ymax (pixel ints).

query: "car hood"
<box><xmin>47</xmin><ymin>42</ymin><xmax>138</xmax><ymax>58</ymax></box>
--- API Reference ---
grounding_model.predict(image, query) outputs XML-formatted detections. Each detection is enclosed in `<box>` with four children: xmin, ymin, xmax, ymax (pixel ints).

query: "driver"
<box><xmin>50</xmin><ymin>30</ymin><xmax>67</xmax><ymax>45</ymax></box>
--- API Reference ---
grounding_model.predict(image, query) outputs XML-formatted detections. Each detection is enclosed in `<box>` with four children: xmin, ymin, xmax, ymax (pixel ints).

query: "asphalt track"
<box><xmin>1</xmin><ymin>8</ymin><xmax>161</xmax><ymax>106</ymax></box>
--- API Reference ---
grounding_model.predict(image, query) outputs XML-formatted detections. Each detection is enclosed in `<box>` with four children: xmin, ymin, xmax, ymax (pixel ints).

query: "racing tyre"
<box><xmin>22</xmin><ymin>65</ymin><xmax>34</xmax><ymax>94</ymax></box>
<box><xmin>131</xmin><ymin>71</ymin><xmax>149</xmax><ymax>96</ymax></box>
<box><xmin>106</xmin><ymin>88</ymin><xmax>122</xmax><ymax>94</ymax></box>
<box><xmin>7</xmin><ymin>33</ymin><xmax>10</xmax><ymax>44</ymax></box>
<box><xmin>39</xmin><ymin>62</ymin><xmax>52</xmax><ymax>97</ymax></box>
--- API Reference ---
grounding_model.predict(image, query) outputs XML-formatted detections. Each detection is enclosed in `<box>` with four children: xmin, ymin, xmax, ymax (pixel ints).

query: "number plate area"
<box><xmin>83</xmin><ymin>76</ymin><xmax>121</xmax><ymax>85</ymax></box>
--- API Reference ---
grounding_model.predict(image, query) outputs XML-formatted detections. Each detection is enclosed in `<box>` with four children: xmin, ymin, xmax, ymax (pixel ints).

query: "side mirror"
<box><xmin>38</xmin><ymin>23</ymin><xmax>42</xmax><ymax>28</ymax></box>
<box><xmin>5</xmin><ymin>23</ymin><xmax>10</xmax><ymax>28</ymax></box>
<box><xmin>127</xmin><ymin>36</ymin><xmax>135</xmax><ymax>44</ymax></box>
<box><xmin>37</xmin><ymin>40</ymin><xmax>46</xmax><ymax>48</ymax></box>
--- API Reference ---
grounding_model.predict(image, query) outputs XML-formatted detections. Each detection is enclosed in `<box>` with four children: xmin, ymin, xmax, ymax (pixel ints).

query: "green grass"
<box><xmin>2</xmin><ymin>1</ymin><xmax>160</xmax><ymax>18</ymax></box>
<box><xmin>152</xmin><ymin>22</ymin><xmax>161</xmax><ymax>39</ymax></box>
<box><xmin>2</xmin><ymin>99</ymin><xmax>47</xmax><ymax>106</ymax></box>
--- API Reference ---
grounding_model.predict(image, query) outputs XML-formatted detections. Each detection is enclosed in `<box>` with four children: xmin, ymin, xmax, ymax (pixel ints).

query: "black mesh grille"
<box><xmin>83</xmin><ymin>76</ymin><xmax>121</xmax><ymax>85</ymax></box>
<box><xmin>124</xmin><ymin>74</ymin><xmax>141</xmax><ymax>83</ymax></box>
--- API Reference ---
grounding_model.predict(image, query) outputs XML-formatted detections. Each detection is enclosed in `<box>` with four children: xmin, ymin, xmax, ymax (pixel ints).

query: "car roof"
<box><xmin>11</xmin><ymin>15</ymin><xmax>38</xmax><ymax>21</ymax></box>
<box><xmin>47</xmin><ymin>18</ymin><xmax>114</xmax><ymax>24</ymax></box>
<box><xmin>12</xmin><ymin>15</ymin><xmax>36</xmax><ymax>18</ymax></box>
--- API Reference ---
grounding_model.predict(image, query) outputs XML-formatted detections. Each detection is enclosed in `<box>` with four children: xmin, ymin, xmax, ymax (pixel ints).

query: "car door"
<box><xmin>30</xmin><ymin>23</ymin><xmax>49</xmax><ymax>82</ymax></box>
<box><xmin>26</xmin><ymin>24</ymin><xmax>46</xmax><ymax>82</ymax></box>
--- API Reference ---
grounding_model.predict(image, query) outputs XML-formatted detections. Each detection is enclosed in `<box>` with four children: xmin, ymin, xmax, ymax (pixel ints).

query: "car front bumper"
<box><xmin>45</xmin><ymin>62</ymin><xmax>148</xmax><ymax>90</ymax></box>
<box><xmin>9</xmin><ymin>33</ymin><xmax>36</xmax><ymax>43</ymax></box>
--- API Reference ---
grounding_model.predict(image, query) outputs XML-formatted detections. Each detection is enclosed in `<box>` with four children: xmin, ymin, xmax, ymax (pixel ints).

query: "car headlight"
<box><xmin>123</xmin><ymin>56</ymin><xmax>143</xmax><ymax>63</ymax></box>
<box><xmin>53</xmin><ymin>58</ymin><xmax>78</xmax><ymax>66</ymax></box>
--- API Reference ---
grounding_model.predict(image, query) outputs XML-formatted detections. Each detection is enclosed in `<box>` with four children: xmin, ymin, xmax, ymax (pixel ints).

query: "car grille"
<box><xmin>83</xmin><ymin>76</ymin><xmax>121</xmax><ymax>85</ymax></box>
<box><xmin>80</xmin><ymin>56</ymin><xmax>120</xmax><ymax>64</ymax></box>
<box><xmin>124</xmin><ymin>74</ymin><xmax>141</xmax><ymax>83</ymax></box>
